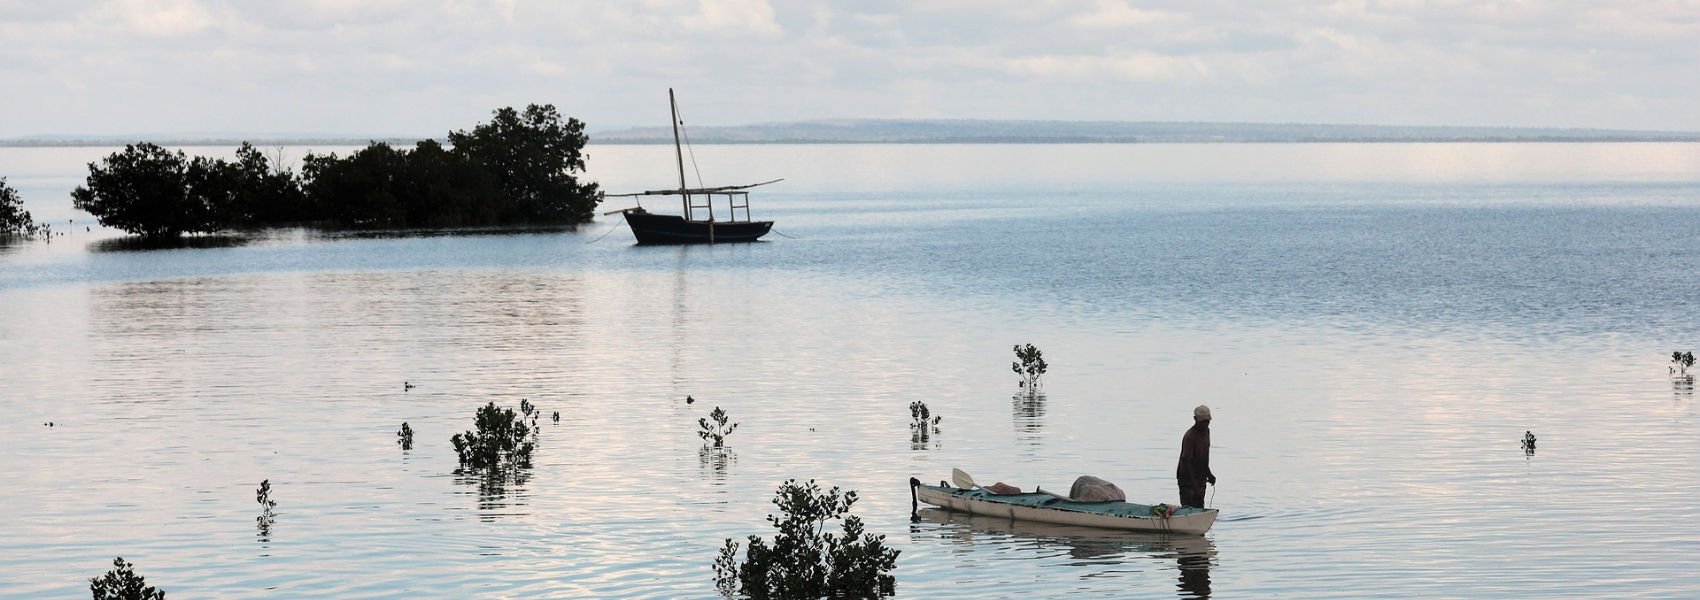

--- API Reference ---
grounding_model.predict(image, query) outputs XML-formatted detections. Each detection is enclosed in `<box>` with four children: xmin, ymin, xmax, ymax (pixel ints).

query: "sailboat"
<box><xmin>603</xmin><ymin>89</ymin><xmax>778</xmax><ymax>244</ymax></box>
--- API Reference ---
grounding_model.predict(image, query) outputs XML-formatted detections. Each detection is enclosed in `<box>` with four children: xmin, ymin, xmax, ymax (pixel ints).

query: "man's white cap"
<box><xmin>1194</xmin><ymin>405</ymin><xmax>1211</xmax><ymax>420</ymax></box>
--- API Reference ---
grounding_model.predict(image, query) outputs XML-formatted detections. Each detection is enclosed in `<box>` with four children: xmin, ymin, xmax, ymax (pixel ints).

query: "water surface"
<box><xmin>3</xmin><ymin>143</ymin><xmax>1699</xmax><ymax>598</ymax></box>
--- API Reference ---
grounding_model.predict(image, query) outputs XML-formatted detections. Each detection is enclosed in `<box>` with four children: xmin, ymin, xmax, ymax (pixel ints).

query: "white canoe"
<box><xmin>910</xmin><ymin>478</ymin><xmax>1217</xmax><ymax>535</ymax></box>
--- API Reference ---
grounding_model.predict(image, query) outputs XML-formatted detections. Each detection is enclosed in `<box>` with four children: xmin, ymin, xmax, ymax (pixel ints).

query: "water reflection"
<box><xmin>308</xmin><ymin>224</ymin><xmax>581</xmax><ymax>240</ymax></box>
<box><xmin>455</xmin><ymin>468</ymin><xmax>532</xmax><ymax>521</ymax></box>
<box><xmin>912</xmin><ymin>508</ymin><xmax>1216</xmax><ymax>598</ymax></box>
<box><xmin>1012</xmin><ymin>389</ymin><xmax>1046</xmax><ymax>440</ymax></box>
<box><xmin>88</xmin><ymin>234</ymin><xmax>251</xmax><ymax>252</ymax></box>
<box><xmin>699</xmin><ymin>447</ymin><xmax>736</xmax><ymax>483</ymax></box>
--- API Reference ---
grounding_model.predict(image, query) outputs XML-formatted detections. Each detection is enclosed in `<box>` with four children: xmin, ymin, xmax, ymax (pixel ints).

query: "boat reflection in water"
<box><xmin>912</xmin><ymin>508</ymin><xmax>1215</xmax><ymax>598</ymax></box>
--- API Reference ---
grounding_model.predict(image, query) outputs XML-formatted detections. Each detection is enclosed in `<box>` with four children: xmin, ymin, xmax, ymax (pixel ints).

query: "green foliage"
<box><xmin>715</xmin><ymin>479</ymin><xmax>899</xmax><ymax>599</ymax></box>
<box><xmin>1</xmin><ymin>176</ymin><xmax>42</xmax><ymax>236</ymax></box>
<box><xmin>71</xmin><ymin>143</ymin><xmax>224</xmax><ymax>238</ymax></box>
<box><xmin>451</xmin><ymin>401</ymin><xmax>538</xmax><ymax>470</ymax></box>
<box><xmin>698</xmin><ymin>406</ymin><xmax>739</xmax><ymax>448</ymax></box>
<box><xmin>909</xmin><ymin>401</ymin><xmax>941</xmax><ymax>446</ymax></box>
<box><xmin>448</xmin><ymin>104</ymin><xmax>601</xmax><ymax>224</ymax></box>
<box><xmin>256</xmin><ymin>479</ymin><xmax>277</xmax><ymax>537</ymax></box>
<box><xmin>66</xmin><ymin>104</ymin><xmax>598</xmax><ymax>238</ymax></box>
<box><xmin>90</xmin><ymin>557</ymin><xmax>165</xmax><ymax>600</ymax></box>
<box><xmin>1673</xmin><ymin>351</ymin><xmax>1696</xmax><ymax>378</ymax></box>
<box><xmin>1012</xmin><ymin>343</ymin><xmax>1047</xmax><ymax>389</ymax></box>
<box><xmin>230</xmin><ymin>143</ymin><xmax>310</xmax><ymax>224</ymax></box>
<box><xmin>300</xmin><ymin>140</ymin><xmax>505</xmax><ymax>229</ymax></box>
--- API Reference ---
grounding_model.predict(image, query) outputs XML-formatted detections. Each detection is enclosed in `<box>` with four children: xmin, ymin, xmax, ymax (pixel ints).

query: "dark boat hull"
<box><xmin>620</xmin><ymin>210</ymin><xmax>773</xmax><ymax>244</ymax></box>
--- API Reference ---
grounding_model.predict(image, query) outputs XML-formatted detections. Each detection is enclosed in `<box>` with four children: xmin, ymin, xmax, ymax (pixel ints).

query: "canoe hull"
<box><xmin>620</xmin><ymin>210</ymin><xmax>772</xmax><ymax>244</ymax></box>
<box><xmin>913</xmin><ymin>482</ymin><xmax>1217</xmax><ymax>535</ymax></box>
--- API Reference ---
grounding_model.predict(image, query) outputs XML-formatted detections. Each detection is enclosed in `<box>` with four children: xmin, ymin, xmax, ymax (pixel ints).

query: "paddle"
<box><xmin>951</xmin><ymin>468</ymin><xmax>977</xmax><ymax>490</ymax></box>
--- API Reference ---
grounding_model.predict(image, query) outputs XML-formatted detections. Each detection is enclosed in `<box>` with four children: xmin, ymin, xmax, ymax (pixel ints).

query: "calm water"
<box><xmin>3</xmin><ymin>143</ymin><xmax>1700</xmax><ymax>598</ymax></box>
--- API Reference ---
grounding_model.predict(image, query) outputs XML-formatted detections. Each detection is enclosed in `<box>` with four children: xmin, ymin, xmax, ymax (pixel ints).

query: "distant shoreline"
<box><xmin>6</xmin><ymin>119</ymin><xmax>1700</xmax><ymax>147</ymax></box>
<box><xmin>11</xmin><ymin>138</ymin><xmax>1700</xmax><ymax>148</ymax></box>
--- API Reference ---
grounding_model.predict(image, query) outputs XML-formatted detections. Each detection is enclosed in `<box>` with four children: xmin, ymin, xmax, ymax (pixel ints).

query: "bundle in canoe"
<box><xmin>908</xmin><ymin>470</ymin><xmax>1218</xmax><ymax>535</ymax></box>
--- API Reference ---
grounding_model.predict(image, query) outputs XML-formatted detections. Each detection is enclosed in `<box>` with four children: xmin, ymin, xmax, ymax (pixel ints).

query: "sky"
<box><xmin>1</xmin><ymin>0</ymin><xmax>1697</xmax><ymax>138</ymax></box>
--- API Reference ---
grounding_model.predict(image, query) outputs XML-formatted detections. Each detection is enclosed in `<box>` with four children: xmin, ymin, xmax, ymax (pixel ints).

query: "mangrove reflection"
<box><xmin>456</xmin><ymin>469</ymin><xmax>532</xmax><ymax>520</ymax></box>
<box><xmin>1013</xmin><ymin>389</ymin><xmax>1046</xmax><ymax>438</ymax></box>
<box><xmin>88</xmin><ymin>234</ymin><xmax>251</xmax><ymax>252</ymax></box>
<box><xmin>911</xmin><ymin>508</ymin><xmax>1215</xmax><ymax>598</ymax></box>
<box><xmin>698</xmin><ymin>447</ymin><xmax>736</xmax><ymax>483</ymax></box>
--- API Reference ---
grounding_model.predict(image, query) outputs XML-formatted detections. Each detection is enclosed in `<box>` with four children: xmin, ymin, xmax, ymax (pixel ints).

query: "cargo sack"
<box><xmin>1069</xmin><ymin>475</ymin><xmax>1126</xmax><ymax>502</ymax></box>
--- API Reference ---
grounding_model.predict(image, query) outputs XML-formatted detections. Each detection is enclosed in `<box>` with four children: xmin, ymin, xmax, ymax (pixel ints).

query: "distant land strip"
<box><xmin>7</xmin><ymin>120</ymin><xmax>1700</xmax><ymax>147</ymax></box>
<box><xmin>0</xmin><ymin>136</ymin><xmax>424</xmax><ymax>148</ymax></box>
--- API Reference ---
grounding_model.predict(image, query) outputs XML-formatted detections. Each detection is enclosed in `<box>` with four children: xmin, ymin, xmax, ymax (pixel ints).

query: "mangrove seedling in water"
<box><xmin>397</xmin><ymin>422</ymin><xmax>414</xmax><ymax>450</ymax></box>
<box><xmin>256</xmin><ymin>479</ymin><xmax>277</xmax><ymax>536</ymax></box>
<box><xmin>450</xmin><ymin>401</ymin><xmax>537</xmax><ymax>470</ymax></box>
<box><xmin>698</xmin><ymin>406</ymin><xmax>739</xmax><ymax>448</ymax></box>
<box><xmin>91</xmin><ymin>557</ymin><xmax>165</xmax><ymax>600</ymax></box>
<box><xmin>909</xmin><ymin>401</ymin><xmax>941</xmax><ymax>445</ymax></box>
<box><xmin>1522</xmin><ymin>431</ymin><xmax>1537</xmax><ymax>457</ymax></box>
<box><xmin>551</xmin><ymin>410</ymin><xmax>560</xmax><ymax>423</ymax></box>
<box><xmin>1671</xmin><ymin>351</ymin><xmax>1695</xmax><ymax>380</ymax></box>
<box><xmin>714</xmin><ymin>479</ymin><xmax>899</xmax><ymax>599</ymax></box>
<box><xmin>1012</xmin><ymin>343</ymin><xmax>1047</xmax><ymax>389</ymax></box>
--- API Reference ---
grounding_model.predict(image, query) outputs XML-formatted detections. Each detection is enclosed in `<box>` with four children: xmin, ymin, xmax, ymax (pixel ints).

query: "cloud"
<box><xmin>88</xmin><ymin>0</ymin><xmax>221</xmax><ymax>37</ymax></box>
<box><xmin>680</xmin><ymin>0</ymin><xmax>782</xmax><ymax>36</ymax></box>
<box><xmin>1068</xmin><ymin>0</ymin><xmax>1185</xmax><ymax>29</ymax></box>
<box><xmin>0</xmin><ymin>0</ymin><xmax>1696</xmax><ymax>135</ymax></box>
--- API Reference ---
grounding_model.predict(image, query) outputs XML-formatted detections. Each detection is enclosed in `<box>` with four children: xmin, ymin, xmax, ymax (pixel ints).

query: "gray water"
<box><xmin>3</xmin><ymin>143</ymin><xmax>1700</xmax><ymax>598</ymax></box>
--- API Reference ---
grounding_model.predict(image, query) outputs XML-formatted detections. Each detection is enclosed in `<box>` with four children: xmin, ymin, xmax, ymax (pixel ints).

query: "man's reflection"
<box><xmin>1176</xmin><ymin>547</ymin><xmax>1211</xmax><ymax>598</ymax></box>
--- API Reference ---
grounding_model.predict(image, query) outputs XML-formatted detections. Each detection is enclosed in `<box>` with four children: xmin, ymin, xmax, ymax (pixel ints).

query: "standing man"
<box><xmin>1177</xmin><ymin>404</ymin><xmax>1216</xmax><ymax>508</ymax></box>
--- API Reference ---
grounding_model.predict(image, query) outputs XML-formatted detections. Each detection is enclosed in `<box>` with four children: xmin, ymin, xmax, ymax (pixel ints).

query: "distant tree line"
<box><xmin>70</xmin><ymin>104</ymin><xmax>600</xmax><ymax>238</ymax></box>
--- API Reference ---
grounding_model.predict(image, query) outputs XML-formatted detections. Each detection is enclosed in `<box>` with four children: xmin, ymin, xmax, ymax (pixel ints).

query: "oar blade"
<box><xmin>951</xmin><ymin>468</ymin><xmax>976</xmax><ymax>489</ymax></box>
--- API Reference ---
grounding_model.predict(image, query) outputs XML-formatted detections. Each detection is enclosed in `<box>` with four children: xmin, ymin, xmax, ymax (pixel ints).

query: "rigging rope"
<box><xmin>674</xmin><ymin>105</ymin><xmax>706</xmax><ymax>190</ymax></box>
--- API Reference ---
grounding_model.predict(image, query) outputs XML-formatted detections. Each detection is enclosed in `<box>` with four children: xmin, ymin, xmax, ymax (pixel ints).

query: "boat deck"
<box><xmin>927</xmin><ymin>485</ymin><xmax>1211</xmax><ymax>518</ymax></box>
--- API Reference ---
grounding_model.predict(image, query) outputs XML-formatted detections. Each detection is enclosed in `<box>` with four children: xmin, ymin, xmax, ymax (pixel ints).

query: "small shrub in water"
<box><xmin>256</xmin><ymin>479</ymin><xmax>277</xmax><ymax>536</ymax></box>
<box><xmin>1012</xmin><ymin>343</ymin><xmax>1047</xmax><ymax>389</ymax></box>
<box><xmin>698</xmin><ymin>406</ymin><xmax>739</xmax><ymax>448</ymax></box>
<box><xmin>908</xmin><ymin>401</ymin><xmax>941</xmax><ymax>431</ymax></box>
<box><xmin>397</xmin><ymin>422</ymin><xmax>414</xmax><ymax>449</ymax></box>
<box><xmin>909</xmin><ymin>401</ymin><xmax>941</xmax><ymax>445</ymax></box>
<box><xmin>1671</xmin><ymin>351</ymin><xmax>1695</xmax><ymax>379</ymax></box>
<box><xmin>90</xmin><ymin>556</ymin><xmax>165</xmax><ymax>600</ymax></box>
<box><xmin>451</xmin><ymin>401</ymin><xmax>537</xmax><ymax>470</ymax></box>
<box><xmin>714</xmin><ymin>479</ymin><xmax>899</xmax><ymax>599</ymax></box>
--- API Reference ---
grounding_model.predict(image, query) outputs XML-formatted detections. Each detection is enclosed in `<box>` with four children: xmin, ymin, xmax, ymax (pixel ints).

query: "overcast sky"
<box><xmin>2</xmin><ymin>0</ymin><xmax>1697</xmax><ymax>138</ymax></box>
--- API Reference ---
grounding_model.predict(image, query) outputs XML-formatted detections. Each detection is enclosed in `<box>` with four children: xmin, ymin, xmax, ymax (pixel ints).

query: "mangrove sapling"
<box><xmin>909</xmin><ymin>401</ymin><xmax>941</xmax><ymax>444</ymax></box>
<box><xmin>256</xmin><ymin>479</ymin><xmax>277</xmax><ymax>537</ymax></box>
<box><xmin>450</xmin><ymin>401</ymin><xmax>537</xmax><ymax>470</ymax></box>
<box><xmin>1671</xmin><ymin>351</ymin><xmax>1695</xmax><ymax>381</ymax></box>
<box><xmin>397</xmin><ymin>422</ymin><xmax>414</xmax><ymax>450</ymax></box>
<box><xmin>714</xmin><ymin>479</ymin><xmax>899</xmax><ymax>599</ymax></box>
<box><xmin>1012</xmin><ymin>344</ymin><xmax>1047</xmax><ymax>389</ymax></box>
<box><xmin>90</xmin><ymin>557</ymin><xmax>165</xmax><ymax>600</ymax></box>
<box><xmin>698</xmin><ymin>406</ymin><xmax>739</xmax><ymax>449</ymax></box>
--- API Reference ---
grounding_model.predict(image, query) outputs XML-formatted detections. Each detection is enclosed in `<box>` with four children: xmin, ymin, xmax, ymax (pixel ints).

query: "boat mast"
<box><xmin>670</xmin><ymin>88</ymin><xmax>690</xmax><ymax>219</ymax></box>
